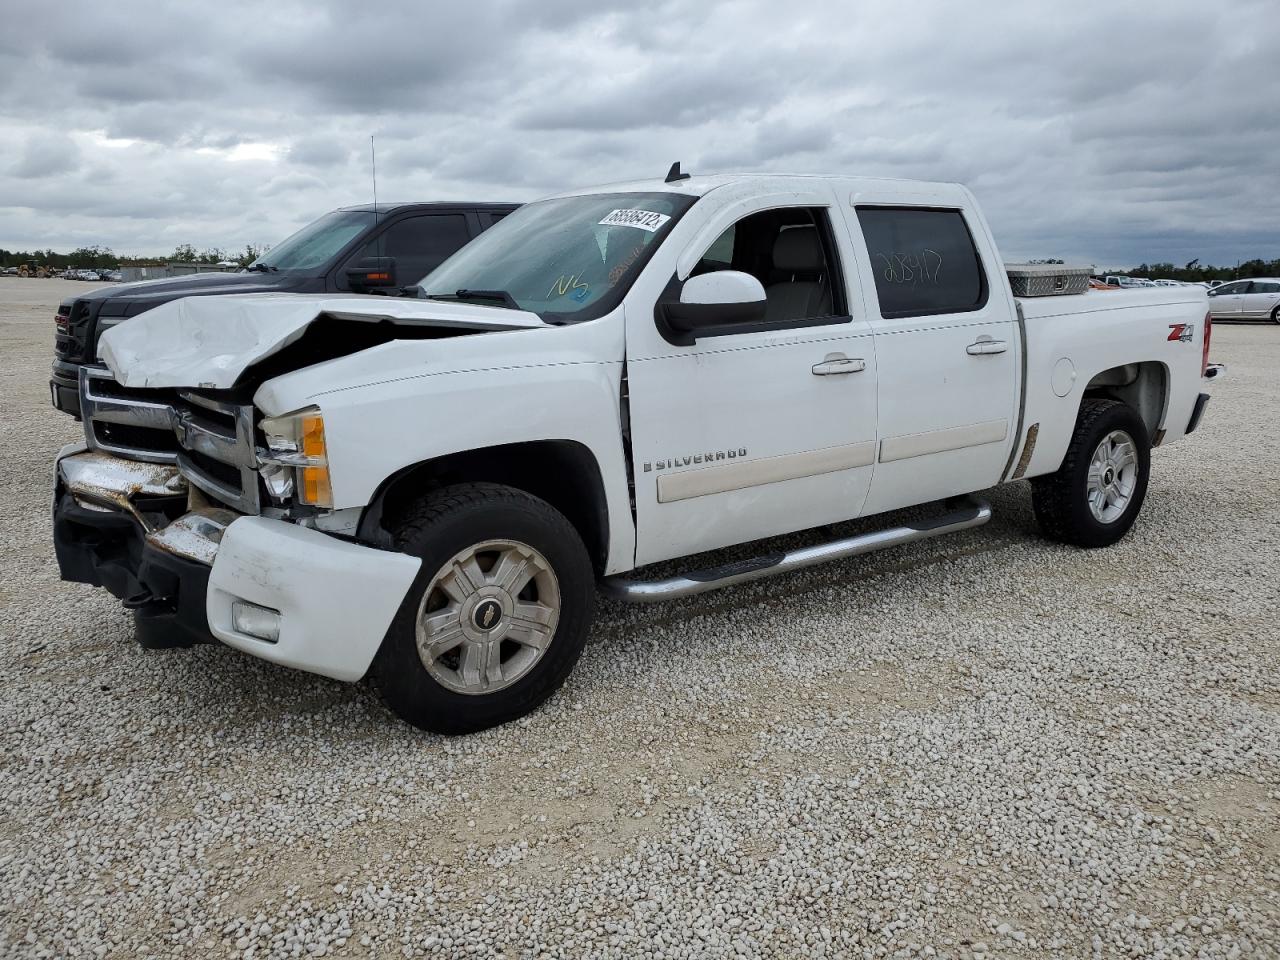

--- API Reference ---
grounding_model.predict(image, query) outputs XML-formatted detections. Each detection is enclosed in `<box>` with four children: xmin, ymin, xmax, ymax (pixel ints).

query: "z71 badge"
<box><xmin>1168</xmin><ymin>323</ymin><xmax>1195</xmax><ymax>343</ymax></box>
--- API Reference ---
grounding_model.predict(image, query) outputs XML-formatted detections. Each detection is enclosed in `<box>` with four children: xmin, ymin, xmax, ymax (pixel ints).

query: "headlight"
<box><xmin>258</xmin><ymin>406</ymin><xmax>333</xmax><ymax>508</ymax></box>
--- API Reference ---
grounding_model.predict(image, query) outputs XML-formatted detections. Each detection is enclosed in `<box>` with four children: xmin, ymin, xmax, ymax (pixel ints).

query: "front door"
<box><xmin>1209</xmin><ymin>281</ymin><xmax>1247</xmax><ymax>317</ymax></box>
<box><xmin>849</xmin><ymin>205</ymin><xmax>1018</xmax><ymax>516</ymax></box>
<box><xmin>625</xmin><ymin>200</ymin><xmax>879</xmax><ymax>567</ymax></box>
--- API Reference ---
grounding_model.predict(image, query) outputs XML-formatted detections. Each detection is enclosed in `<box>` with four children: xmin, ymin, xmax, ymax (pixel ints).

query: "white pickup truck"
<box><xmin>54</xmin><ymin>170</ymin><xmax>1225</xmax><ymax>733</ymax></box>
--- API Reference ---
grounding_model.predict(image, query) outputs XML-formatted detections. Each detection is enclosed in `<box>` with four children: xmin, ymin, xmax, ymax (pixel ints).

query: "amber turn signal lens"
<box><xmin>298</xmin><ymin>414</ymin><xmax>332</xmax><ymax>507</ymax></box>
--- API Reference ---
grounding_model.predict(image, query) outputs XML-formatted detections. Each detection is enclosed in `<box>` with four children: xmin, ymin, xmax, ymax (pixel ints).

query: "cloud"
<box><xmin>0</xmin><ymin>0</ymin><xmax>1276</xmax><ymax>268</ymax></box>
<box><xmin>10</xmin><ymin>132</ymin><xmax>81</xmax><ymax>179</ymax></box>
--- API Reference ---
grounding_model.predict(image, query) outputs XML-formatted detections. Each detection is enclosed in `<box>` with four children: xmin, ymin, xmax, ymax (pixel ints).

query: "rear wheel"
<box><xmin>372</xmin><ymin>483</ymin><xmax>595</xmax><ymax>734</ymax></box>
<box><xmin>1031</xmin><ymin>399</ymin><xmax>1150</xmax><ymax>548</ymax></box>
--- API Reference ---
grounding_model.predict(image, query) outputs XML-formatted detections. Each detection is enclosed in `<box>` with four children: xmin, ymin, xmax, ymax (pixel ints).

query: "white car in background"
<box><xmin>1207</xmin><ymin>278</ymin><xmax>1280</xmax><ymax>323</ymax></box>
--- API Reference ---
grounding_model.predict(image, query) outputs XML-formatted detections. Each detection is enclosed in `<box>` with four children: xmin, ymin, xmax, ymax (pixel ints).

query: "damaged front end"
<box><xmin>54</xmin><ymin>363</ymin><xmax>422</xmax><ymax>679</ymax></box>
<box><xmin>54</xmin><ymin>448</ymin><xmax>233</xmax><ymax>648</ymax></box>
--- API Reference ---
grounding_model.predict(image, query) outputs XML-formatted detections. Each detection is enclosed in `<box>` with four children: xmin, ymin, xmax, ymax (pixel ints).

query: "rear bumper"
<box><xmin>54</xmin><ymin>448</ymin><xmax>421</xmax><ymax>681</ymax></box>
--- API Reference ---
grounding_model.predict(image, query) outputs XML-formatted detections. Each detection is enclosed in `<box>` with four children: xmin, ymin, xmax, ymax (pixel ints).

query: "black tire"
<box><xmin>372</xmin><ymin>482</ymin><xmax>595</xmax><ymax>734</ymax></box>
<box><xmin>1031</xmin><ymin>399</ymin><xmax>1151</xmax><ymax>548</ymax></box>
<box><xmin>1271</xmin><ymin>305</ymin><xmax>1279</xmax><ymax>324</ymax></box>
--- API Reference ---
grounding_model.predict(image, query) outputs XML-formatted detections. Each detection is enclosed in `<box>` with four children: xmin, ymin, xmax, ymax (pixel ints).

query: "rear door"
<box><xmin>1242</xmin><ymin>280</ymin><xmax>1280</xmax><ymax>319</ymax></box>
<box><xmin>625</xmin><ymin>195</ymin><xmax>880</xmax><ymax>566</ymax></box>
<box><xmin>848</xmin><ymin>205</ymin><xmax>1017</xmax><ymax>516</ymax></box>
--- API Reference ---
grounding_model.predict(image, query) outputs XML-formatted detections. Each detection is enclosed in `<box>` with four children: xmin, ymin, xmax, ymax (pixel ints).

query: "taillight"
<box><xmin>55</xmin><ymin>309</ymin><xmax>69</xmax><ymax>333</ymax></box>
<box><xmin>1202</xmin><ymin>311</ymin><xmax>1212</xmax><ymax>377</ymax></box>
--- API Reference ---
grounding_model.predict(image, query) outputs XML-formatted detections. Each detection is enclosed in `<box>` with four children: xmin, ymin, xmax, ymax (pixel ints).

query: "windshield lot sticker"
<box><xmin>599</xmin><ymin>209</ymin><xmax>671</xmax><ymax>233</ymax></box>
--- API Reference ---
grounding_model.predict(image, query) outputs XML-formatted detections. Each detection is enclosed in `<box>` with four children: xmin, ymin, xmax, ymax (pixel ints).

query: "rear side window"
<box><xmin>856</xmin><ymin>207</ymin><xmax>987</xmax><ymax>318</ymax></box>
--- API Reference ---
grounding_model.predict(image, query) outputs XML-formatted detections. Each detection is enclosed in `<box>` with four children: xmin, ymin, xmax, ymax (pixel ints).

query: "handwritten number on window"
<box><xmin>875</xmin><ymin>248</ymin><xmax>943</xmax><ymax>285</ymax></box>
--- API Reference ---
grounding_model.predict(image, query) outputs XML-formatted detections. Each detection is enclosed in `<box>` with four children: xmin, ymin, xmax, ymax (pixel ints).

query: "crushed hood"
<box><xmin>98</xmin><ymin>293</ymin><xmax>546</xmax><ymax>390</ymax></box>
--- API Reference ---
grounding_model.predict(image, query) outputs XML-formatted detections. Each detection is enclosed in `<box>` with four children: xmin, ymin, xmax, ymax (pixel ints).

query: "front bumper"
<box><xmin>54</xmin><ymin>448</ymin><xmax>421</xmax><ymax>681</ymax></box>
<box><xmin>50</xmin><ymin>360</ymin><xmax>83</xmax><ymax>418</ymax></box>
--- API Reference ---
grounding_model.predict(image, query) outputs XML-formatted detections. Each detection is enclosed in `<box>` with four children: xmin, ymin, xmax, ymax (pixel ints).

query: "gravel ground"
<box><xmin>1</xmin><ymin>277</ymin><xmax>1278</xmax><ymax>959</ymax></box>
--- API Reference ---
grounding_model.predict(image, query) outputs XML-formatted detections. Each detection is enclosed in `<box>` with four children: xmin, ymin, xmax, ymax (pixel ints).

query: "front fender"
<box><xmin>256</xmin><ymin>315</ymin><xmax>637</xmax><ymax>575</ymax></box>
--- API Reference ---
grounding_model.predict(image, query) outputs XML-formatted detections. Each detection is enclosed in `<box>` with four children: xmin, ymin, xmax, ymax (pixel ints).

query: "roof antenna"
<box><xmin>665</xmin><ymin>161</ymin><xmax>691</xmax><ymax>183</ymax></box>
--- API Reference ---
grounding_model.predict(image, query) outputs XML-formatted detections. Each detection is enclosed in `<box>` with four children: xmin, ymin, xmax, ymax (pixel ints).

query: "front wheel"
<box><xmin>1271</xmin><ymin>305</ymin><xmax>1279</xmax><ymax>324</ymax></box>
<box><xmin>1031</xmin><ymin>399</ymin><xmax>1151</xmax><ymax>548</ymax></box>
<box><xmin>372</xmin><ymin>483</ymin><xmax>596</xmax><ymax>734</ymax></box>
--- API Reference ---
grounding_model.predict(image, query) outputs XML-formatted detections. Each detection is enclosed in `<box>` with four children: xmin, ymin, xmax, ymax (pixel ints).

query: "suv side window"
<box><xmin>358</xmin><ymin>214</ymin><xmax>472</xmax><ymax>285</ymax></box>
<box><xmin>690</xmin><ymin>207</ymin><xmax>846</xmax><ymax>324</ymax></box>
<box><xmin>856</xmin><ymin>207</ymin><xmax>987</xmax><ymax>319</ymax></box>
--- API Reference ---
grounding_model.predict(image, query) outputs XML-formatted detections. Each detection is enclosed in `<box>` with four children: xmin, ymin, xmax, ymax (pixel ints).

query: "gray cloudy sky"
<box><xmin>1</xmin><ymin>0</ymin><xmax>1277</xmax><ymax>268</ymax></box>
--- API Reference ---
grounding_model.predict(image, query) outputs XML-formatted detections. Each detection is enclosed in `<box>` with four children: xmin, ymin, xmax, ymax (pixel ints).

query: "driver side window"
<box><xmin>691</xmin><ymin>208</ymin><xmax>846</xmax><ymax>324</ymax></box>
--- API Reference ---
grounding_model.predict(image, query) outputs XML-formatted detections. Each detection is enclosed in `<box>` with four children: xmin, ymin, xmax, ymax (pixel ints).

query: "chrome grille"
<box><xmin>80</xmin><ymin>368</ymin><xmax>261</xmax><ymax>514</ymax></box>
<box><xmin>80</xmin><ymin>366</ymin><xmax>178</xmax><ymax>463</ymax></box>
<box><xmin>173</xmin><ymin>391</ymin><xmax>260</xmax><ymax>514</ymax></box>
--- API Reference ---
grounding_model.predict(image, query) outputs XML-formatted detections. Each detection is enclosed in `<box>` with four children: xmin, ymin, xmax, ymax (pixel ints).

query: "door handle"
<box><xmin>966</xmin><ymin>338</ymin><xmax>1008</xmax><ymax>356</ymax></box>
<box><xmin>811</xmin><ymin>355</ymin><xmax>866</xmax><ymax>376</ymax></box>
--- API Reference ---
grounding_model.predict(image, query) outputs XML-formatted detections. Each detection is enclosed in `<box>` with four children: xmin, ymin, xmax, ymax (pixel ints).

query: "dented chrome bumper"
<box><xmin>58</xmin><ymin>447</ymin><xmax>235</xmax><ymax>563</ymax></box>
<box><xmin>53</xmin><ymin>447</ymin><xmax>420</xmax><ymax>681</ymax></box>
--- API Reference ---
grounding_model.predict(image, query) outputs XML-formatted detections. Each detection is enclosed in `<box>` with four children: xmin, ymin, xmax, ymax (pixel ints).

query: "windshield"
<box><xmin>418</xmin><ymin>192</ymin><xmax>696</xmax><ymax>322</ymax></box>
<box><xmin>248</xmin><ymin>209</ymin><xmax>375</xmax><ymax>273</ymax></box>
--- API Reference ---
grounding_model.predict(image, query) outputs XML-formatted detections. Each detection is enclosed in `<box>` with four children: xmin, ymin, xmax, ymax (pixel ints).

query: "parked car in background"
<box><xmin>50</xmin><ymin>200</ymin><xmax>518</xmax><ymax>417</ymax></box>
<box><xmin>1207</xmin><ymin>279</ymin><xmax>1280</xmax><ymax>323</ymax></box>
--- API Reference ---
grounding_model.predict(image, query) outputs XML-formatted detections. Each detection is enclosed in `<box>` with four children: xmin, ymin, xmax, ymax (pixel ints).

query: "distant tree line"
<box><xmin>0</xmin><ymin>243</ymin><xmax>269</xmax><ymax>270</ymax></box>
<box><xmin>1102</xmin><ymin>258</ymin><xmax>1280</xmax><ymax>283</ymax></box>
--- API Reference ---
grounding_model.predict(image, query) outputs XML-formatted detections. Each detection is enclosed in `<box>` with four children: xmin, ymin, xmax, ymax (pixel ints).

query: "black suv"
<box><xmin>51</xmin><ymin>201</ymin><xmax>517</xmax><ymax>417</ymax></box>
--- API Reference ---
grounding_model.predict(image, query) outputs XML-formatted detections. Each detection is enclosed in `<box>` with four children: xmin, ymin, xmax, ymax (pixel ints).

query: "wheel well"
<box><xmin>359</xmin><ymin>441</ymin><xmax>610</xmax><ymax>574</ymax></box>
<box><xmin>1082</xmin><ymin>361</ymin><xmax>1167</xmax><ymax>441</ymax></box>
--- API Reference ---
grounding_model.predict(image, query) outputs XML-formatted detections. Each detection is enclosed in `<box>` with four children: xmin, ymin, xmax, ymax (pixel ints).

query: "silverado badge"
<box><xmin>643</xmin><ymin>448</ymin><xmax>748</xmax><ymax>472</ymax></box>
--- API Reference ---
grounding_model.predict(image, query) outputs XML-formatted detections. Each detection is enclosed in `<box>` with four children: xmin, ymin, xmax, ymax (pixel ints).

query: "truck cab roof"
<box><xmin>337</xmin><ymin>201</ymin><xmax>520</xmax><ymax>214</ymax></box>
<box><xmin>545</xmin><ymin>172</ymin><xmax>970</xmax><ymax>204</ymax></box>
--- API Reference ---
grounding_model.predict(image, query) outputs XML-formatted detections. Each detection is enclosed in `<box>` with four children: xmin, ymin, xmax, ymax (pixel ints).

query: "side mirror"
<box><xmin>346</xmin><ymin>257</ymin><xmax>397</xmax><ymax>291</ymax></box>
<box><xmin>662</xmin><ymin>271</ymin><xmax>767</xmax><ymax>341</ymax></box>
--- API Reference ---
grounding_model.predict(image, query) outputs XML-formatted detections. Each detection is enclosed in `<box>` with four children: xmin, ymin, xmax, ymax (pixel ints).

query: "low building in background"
<box><xmin>120</xmin><ymin>262</ymin><xmax>239</xmax><ymax>282</ymax></box>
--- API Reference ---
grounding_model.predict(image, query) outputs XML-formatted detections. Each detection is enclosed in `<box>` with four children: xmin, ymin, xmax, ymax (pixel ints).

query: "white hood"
<box><xmin>99</xmin><ymin>293</ymin><xmax>546</xmax><ymax>390</ymax></box>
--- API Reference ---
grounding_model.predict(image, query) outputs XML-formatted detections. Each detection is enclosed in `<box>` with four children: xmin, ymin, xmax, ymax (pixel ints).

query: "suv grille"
<box><xmin>80</xmin><ymin>367</ymin><xmax>261</xmax><ymax>514</ymax></box>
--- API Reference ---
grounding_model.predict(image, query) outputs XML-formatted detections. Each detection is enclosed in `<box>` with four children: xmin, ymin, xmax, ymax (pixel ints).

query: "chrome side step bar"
<box><xmin>601</xmin><ymin>497</ymin><xmax>992</xmax><ymax>603</ymax></box>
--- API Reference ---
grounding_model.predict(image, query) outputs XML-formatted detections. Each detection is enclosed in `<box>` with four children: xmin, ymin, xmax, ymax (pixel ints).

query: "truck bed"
<box><xmin>1015</xmin><ymin>286</ymin><xmax>1209</xmax><ymax>481</ymax></box>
